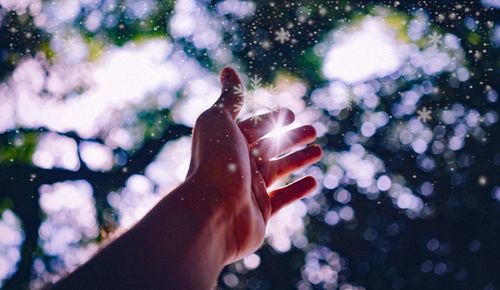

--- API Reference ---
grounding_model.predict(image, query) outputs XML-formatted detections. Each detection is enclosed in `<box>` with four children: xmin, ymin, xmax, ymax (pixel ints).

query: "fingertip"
<box><xmin>269</xmin><ymin>175</ymin><xmax>318</xmax><ymax>215</ymax></box>
<box><xmin>309</xmin><ymin>125</ymin><xmax>317</xmax><ymax>137</ymax></box>
<box><xmin>220</xmin><ymin>67</ymin><xmax>235</xmax><ymax>79</ymax></box>
<box><xmin>301</xmin><ymin>175</ymin><xmax>318</xmax><ymax>192</ymax></box>
<box><xmin>290</xmin><ymin>176</ymin><xmax>318</xmax><ymax>199</ymax></box>
<box><xmin>216</xmin><ymin>67</ymin><xmax>243</xmax><ymax>119</ymax></box>
<box><xmin>220</xmin><ymin>67</ymin><xmax>241</xmax><ymax>87</ymax></box>
<box><xmin>301</xmin><ymin>125</ymin><xmax>318</xmax><ymax>142</ymax></box>
<box><xmin>306</xmin><ymin>144</ymin><xmax>323</xmax><ymax>161</ymax></box>
<box><xmin>278</xmin><ymin>108</ymin><xmax>295</xmax><ymax>125</ymax></box>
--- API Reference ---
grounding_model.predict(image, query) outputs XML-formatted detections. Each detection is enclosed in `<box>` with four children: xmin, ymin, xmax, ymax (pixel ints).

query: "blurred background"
<box><xmin>0</xmin><ymin>0</ymin><xmax>499</xmax><ymax>289</ymax></box>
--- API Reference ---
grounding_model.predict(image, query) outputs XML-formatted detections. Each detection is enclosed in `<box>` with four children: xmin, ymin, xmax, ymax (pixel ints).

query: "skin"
<box><xmin>51</xmin><ymin>67</ymin><xmax>322</xmax><ymax>290</ymax></box>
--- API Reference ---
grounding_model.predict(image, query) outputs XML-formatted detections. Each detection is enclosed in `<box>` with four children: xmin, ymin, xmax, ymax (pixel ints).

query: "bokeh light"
<box><xmin>0</xmin><ymin>0</ymin><xmax>498</xmax><ymax>289</ymax></box>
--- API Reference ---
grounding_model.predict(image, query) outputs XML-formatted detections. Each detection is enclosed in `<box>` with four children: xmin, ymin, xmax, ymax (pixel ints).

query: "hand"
<box><xmin>187</xmin><ymin>67</ymin><xmax>322</xmax><ymax>263</ymax></box>
<box><xmin>49</xmin><ymin>68</ymin><xmax>322</xmax><ymax>290</ymax></box>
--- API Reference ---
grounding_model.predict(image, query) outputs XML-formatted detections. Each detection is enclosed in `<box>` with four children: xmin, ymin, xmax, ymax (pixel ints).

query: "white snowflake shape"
<box><xmin>428</xmin><ymin>31</ymin><xmax>442</xmax><ymax>47</ymax></box>
<box><xmin>274</xmin><ymin>27</ymin><xmax>291</xmax><ymax>44</ymax></box>
<box><xmin>248</xmin><ymin>114</ymin><xmax>263</xmax><ymax>124</ymax></box>
<box><xmin>233</xmin><ymin>84</ymin><xmax>246</xmax><ymax>113</ymax></box>
<box><xmin>249</xmin><ymin>74</ymin><xmax>263</xmax><ymax>91</ymax></box>
<box><xmin>346</xmin><ymin>93</ymin><xmax>361</xmax><ymax>111</ymax></box>
<box><xmin>417</xmin><ymin>107</ymin><xmax>432</xmax><ymax>123</ymax></box>
<box><xmin>233</xmin><ymin>74</ymin><xmax>277</xmax><ymax>124</ymax></box>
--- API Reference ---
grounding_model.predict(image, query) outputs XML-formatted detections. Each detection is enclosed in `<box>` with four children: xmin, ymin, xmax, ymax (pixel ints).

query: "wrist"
<box><xmin>55</xmin><ymin>177</ymin><xmax>232</xmax><ymax>290</ymax></box>
<box><xmin>140</xmin><ymin>175</ymin><xmax>232</xmax><ymax>287</ymax></box>
<box><xmin>174</xmin><ymin>174</ymin><xmax>235</xmax><ymax>262</ymax></box>
<box><xmin>182</xmin><ymin>171</ymin><xmax>266</xmax><ymax>264</ymax></box>
<box><xmin>179</xmin><ymin>173</ymin><xmax>247</xmax><ymax>264</ymax></box>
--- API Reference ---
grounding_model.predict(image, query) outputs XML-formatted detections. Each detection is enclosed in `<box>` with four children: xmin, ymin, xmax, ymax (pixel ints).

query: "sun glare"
<box><xmin>263</xmin><ymin>109</ymin><xmax>299</xmax><ymax>146</ymax></box>
<box><xmin>266</xmin><ymin>124</ymin><xmax>289</xmax><ymax>140</ymax></box>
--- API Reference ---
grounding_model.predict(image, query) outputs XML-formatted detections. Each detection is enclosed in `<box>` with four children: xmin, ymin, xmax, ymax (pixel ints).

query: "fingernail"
<box><xmin>306</xmin><ymin>144</ymin><xmax>323</xmax><ymax>157</ymax></box>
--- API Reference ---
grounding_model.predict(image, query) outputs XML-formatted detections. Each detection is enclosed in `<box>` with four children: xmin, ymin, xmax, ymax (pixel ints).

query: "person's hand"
<box><xmin>187</xmin><ymin>67</ymin><xmax>322</xmax><ymax>264</ymax></box>
<box><xmin>49</xmin><ymin>68</ymin><xmax>322</xmax><ymax>290</ymax></box>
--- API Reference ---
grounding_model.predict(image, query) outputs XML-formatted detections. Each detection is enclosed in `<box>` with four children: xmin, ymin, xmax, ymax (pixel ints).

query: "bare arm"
<box><xmin>51</xmin><ymin>178</ymin><xmax>229</xmax><ymax>289</ymax></box>
<box><xmin>51</xmin><ymin>67</ymin><xmax>322</xmax><ymax>289</ymax></box>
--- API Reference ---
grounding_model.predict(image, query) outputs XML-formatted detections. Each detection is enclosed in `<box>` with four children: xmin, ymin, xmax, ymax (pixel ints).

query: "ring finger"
<box><xmin>259</xmin><ymin>144</ymin><xmax>322</xmax><ymax>186</ymax></box>
<box><xmin>250</xmin><ymin>125</ymin><xmax>317</xmax><ymax>166</ymax></box>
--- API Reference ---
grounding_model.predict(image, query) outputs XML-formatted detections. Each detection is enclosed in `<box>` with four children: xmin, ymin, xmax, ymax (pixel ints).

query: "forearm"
<box><xmin>52</xmin><ymin>177</ymin><xmax>229</xmax><ymax>290</ymax></box>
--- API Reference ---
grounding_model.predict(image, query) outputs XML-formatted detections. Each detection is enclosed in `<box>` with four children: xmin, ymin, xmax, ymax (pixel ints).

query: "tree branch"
<box><xmin>0</xmin><ymin>122</ymin><xmax>191</xmax><ymax>289</ymax></box>
<box><xmin>0</xmin><ymin>123</ymin><xmax>191</xmax><ymax>198</ymax></box>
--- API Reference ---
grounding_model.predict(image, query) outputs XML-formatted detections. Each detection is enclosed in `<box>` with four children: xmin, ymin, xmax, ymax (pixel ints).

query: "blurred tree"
<box><xmin>0</xmin><ymin>0</ymin><xmax>499</xmax><ymax>289</ymax></box>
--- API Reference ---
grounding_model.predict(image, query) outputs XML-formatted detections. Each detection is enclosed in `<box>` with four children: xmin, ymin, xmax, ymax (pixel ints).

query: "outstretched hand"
<box><xmin>50</xmin><ymin>67</ymin><xmax>322</xmax><ymax>290</ymax></box>
<box><xmin>187</xmin><ymin>67</ymin><xmax>322</xmax><ymax>263</ymax></box>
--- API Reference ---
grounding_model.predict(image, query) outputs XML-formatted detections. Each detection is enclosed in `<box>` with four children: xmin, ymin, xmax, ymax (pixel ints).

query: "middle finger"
<box><xmin>250</xmin><ymin>125</ymin><xmax>317</xmax><ymax>166</ymax></box>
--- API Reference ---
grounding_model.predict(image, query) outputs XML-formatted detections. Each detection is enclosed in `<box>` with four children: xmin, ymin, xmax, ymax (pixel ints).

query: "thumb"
<box><xmin>215</xmin><ymin>67</ymin><xmax>243</xmax><ymax>120</ymax></box>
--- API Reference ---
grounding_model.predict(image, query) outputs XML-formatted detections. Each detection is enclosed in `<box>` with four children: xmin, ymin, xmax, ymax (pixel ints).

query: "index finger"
<box><xmin>238</xmin><ymin>108</ymin><xmax>295</xmax><ymax>144</ymax></box>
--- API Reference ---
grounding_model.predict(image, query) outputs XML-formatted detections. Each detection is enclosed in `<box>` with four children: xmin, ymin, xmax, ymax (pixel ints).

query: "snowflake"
<box><xmin>274</xmin><ymin>27</ymin><xmax>291</xmax><ymax>44</ymax></box>
<box><xmin>233</xmin><ymin>74</ymin><xmax>277</xmax><ymax>124</ymax></box>
<box><xmin>346</xmin><ymin>93</ymin><xmax>361</xmax><ymax>111</ymax></box>
<box><xmin>248</xmin><ymin>114</ymin><xmax>263</xmax><ymax>124</ymax></box>
<box><xmin>233</xmin><ymin>84</ymin><xmax>246</xmax><ymax>113</ymax></box>
<box><xmin>343</xmin><ymin>87</ymin><xmax>361</xmax><ymax>111</ymax></box>
<box><xmin>249</xmin><ymin>74</ymin><xmax>264</xmax><ymax>91</ymax></box>
<box><xmin>227</xmin><ymin>163</ymin><xmax>237</xmax><ymax>173</ymax></box>
<box><xmin>417</xmin><ymin>107</ymin><xmax>432</xmax><ymax>123</ymax></box>
<box><xmin>428</xmin><ymin>31</ymin><xmax>442</xmax><ymax>47</ymax></box>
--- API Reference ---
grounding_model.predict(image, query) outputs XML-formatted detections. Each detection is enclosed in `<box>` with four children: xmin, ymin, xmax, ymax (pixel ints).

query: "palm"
<box><xmin>187</xmin><ymin>68</ymin><xmax>321</xmax><ymax>263</ymax></box>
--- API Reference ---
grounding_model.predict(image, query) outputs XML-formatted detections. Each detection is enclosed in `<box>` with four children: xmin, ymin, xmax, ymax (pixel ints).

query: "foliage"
<box><xmin>0</xmin><ymin>0</ymin><xmax>499</xmax><ymax>289</ymax></box>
